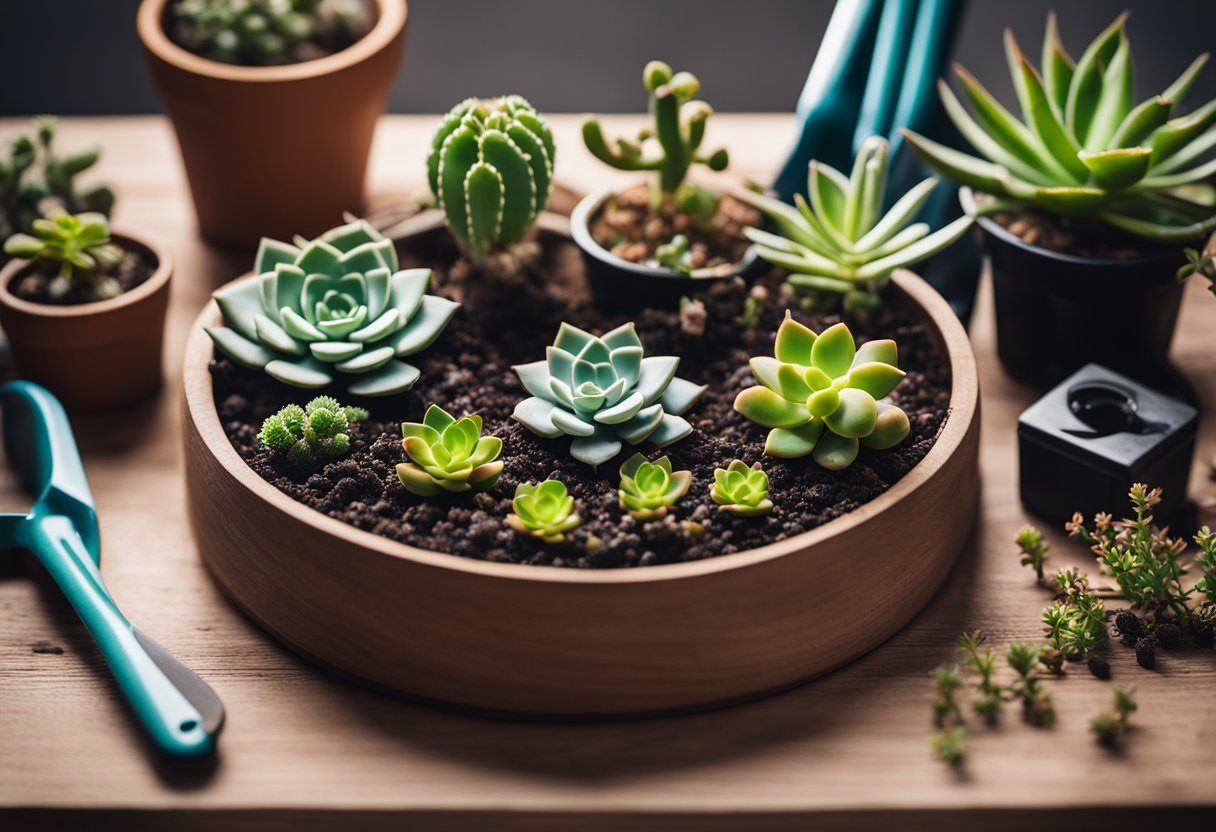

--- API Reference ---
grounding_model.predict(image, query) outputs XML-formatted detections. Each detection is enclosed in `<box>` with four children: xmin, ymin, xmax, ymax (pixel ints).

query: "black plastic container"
<box><xmin>1018</xmin><ymin>364</ymin><xmax>1197</xmax><ymax>529</ymax></box>
<box><xmin>570</xmin><ymin>189</ymin><xmax>760</xmax><ymax>312</ymax></box>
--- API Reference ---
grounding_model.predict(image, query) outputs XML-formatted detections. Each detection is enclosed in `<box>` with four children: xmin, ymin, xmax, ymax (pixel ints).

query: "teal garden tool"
<box><xmin>0</xmin><ymin>380</ymin><xmax>223</xmax><ymax>759</ymax></box>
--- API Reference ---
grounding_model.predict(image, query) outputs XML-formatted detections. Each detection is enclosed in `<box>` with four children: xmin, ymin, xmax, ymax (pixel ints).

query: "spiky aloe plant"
<box><xmin>737</xmin><ymin>137</ymin><xmax>973</xmax><ymax>311</ymax></box>
<box><xmin>428</xmin><ymin>96</ymin><xmax>555</xmax><ymax>264</ymax></box>
<box><xmin>904</xmin><ymin>13</ymin><xmax>1216</xmax><ymax>243</ymax></box>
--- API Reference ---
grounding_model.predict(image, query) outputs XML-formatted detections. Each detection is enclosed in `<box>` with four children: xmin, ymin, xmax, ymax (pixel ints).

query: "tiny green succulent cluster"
<box><xmin>396</xmin><ymin>404</ymin><xmax>503</xmax><ymax>497</ymax></box>
<box><xmin>169</xmin><ymin>0</ymin><xmax>372</xmax><ymax>67</ymax></box>
<box><xmin>738</xmin><ymin>136</ymin><xmax>973</xmax><ymax>312</ymax></box>
<box><xmin>734</xmin><ymin>312</ymin><xmax>910</xmax><ymax>469</ymax></box>
<box><xmin>428</xmin><ymin>96</ymin><xmax>555</xmax><ymax>264</ymax></box>
<box><xmin>4</xmin><ymin>211</ymin><xmax>123</xmax><ymax>301</ymax></box>
<box><xmin>207</xmin><ymin>219</ymin><xmax>459</xmax><ymax>397</ymax></box>
<box><xmin>507</xmin><ymin>480</ymin><xmax>582</xmax><ymax>543</ymax></box>
<box><xmin>258</xmin><ymin>395</ymin><xmax>368</xmax><ymax>469</ymax></box>
<box><xmin>583</xmin><ymin>60</ymin><xmax>728</xmax><ymax>207</ymax></box>
<box><xmin>618</xmin><ymin>453</ymin><xmax>692</xmax><ymax>520</ymax></box>
<box><xmin>0</xmin><ymin>117</ymin><xmax>113</xmax><ymax>243</ymax></box>
<box><xmin>905</xmin><ymin>13</ymin><xmax>1216</xmax><ymax>243</ymax></box>
<box><xmin>710</xmin><ymin>460</ymin><xmax>773</xmax><ymax>516</ymax></box>
<box><xmin>513</xmin><ymin>322</ymin><xmax>705</xmax><ymax>468</ymax></box>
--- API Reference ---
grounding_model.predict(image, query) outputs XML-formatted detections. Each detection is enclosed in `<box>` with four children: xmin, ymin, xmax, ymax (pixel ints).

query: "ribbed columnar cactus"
<box><xmin>428</xmin><ymin>96</ymin><xmax>555</xmax><ymax>263</ymax></box>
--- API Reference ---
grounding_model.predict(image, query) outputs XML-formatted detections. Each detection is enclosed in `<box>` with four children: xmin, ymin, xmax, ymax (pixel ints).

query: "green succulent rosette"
<box><xmin>506</xmin><ymin>480</ymin><xmax>582</xmax><ymax>544</ymax></box>
<box><xmin>396</xmin><ymin>404</ymin><xmax>503</xmax><ymax>497</ymax></box>
<box><xmin>617</xmin><ymin>453</ymin><xmax>692</xmax><ymax>520</ymax></box>
<box><xmin>710</xmin><ymin>459</ymin><xmax>773</xmax><ymax>516</ymax></box>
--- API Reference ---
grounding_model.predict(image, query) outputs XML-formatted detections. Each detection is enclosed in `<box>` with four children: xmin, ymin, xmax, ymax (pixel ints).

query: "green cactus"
<box><xmin>206</xmin><ymin>219</ymin><xmax>459</xmax><ymax>397</ymax></box>
<box><xmin>733</xmin><ymin>312</ymin><xmax>910</xmax><ymax>469</ymax></box>
<box><xmin>396</xmin><ymin>404</ymin><xmax>504</xmax><ymax>497</ymax></box>
<box><xmin>583</xmin><ymin>60</ymin><xmax>729</xmax><ymax>208</ymax></box>
<box><xmin>4</xmin><ymin>211</ymin><xmax>124</xmax><ymax>302</ymax></box>
<box><xmin>737</xmin><ymin>136</ymin><xmax>973</xmax><ymax>312</ymax></box>
<box><xmin>512</xmin><ymin>321</ymin><xmax>705</xmax><ymax>468</ymax></box>
<box><xmin>427</xmin><ymin>95</ymin><xmax>555</xmax><ymax>264</ymax></box>
<box><xmin>257</xmin><ymin>395</ymin><xmax>367</xmax><ymax>469</ymax></box>
<box><xmin>617</xmin><ymin>453</ymin><xmax>692</xmax><ymax>520</ymax></box>
<box><xmin>506</xmin><ymin>480</ymin><xmax>582</xmax><ymax>543</ymax></box>
<box><xmin>710</xmin><ymin>460</ymin><xmax>773</xmax><ymax>516</ymax></box>
<box><xmin>168</xmin><ymin>0</ymin><xmax>372</xmax><ymax>66</ymax></box>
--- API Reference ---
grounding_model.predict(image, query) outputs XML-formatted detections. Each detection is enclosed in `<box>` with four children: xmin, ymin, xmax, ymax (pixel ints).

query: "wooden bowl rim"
<box><xmin>183</xmin><ymin>260</ymin><xmax>978</xmax><ymax>587</ymax></box>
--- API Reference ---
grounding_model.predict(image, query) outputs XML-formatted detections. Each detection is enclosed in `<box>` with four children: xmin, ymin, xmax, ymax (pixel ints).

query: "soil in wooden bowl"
<box><xmin>8</xmin><ymin>244</ymin><xmax>157</xmax><ymax>305</ymax></box>
<box><xmin>211</xmin><ymin>228</ymin><xmax>951</xmax><ymax>568</ymax></box>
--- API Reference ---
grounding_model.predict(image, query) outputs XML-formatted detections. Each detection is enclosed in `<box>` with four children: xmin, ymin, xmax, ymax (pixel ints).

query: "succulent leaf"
<box><xmin>396</xmin><ymin>404</ymin><xmax>504</xmax><ymax>497</ymax></box>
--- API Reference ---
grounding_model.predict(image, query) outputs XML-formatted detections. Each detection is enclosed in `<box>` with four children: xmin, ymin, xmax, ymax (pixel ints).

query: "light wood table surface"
<box><xmin>1</xmin><ymin>115</ymin><xmax>1214</xmax><ymax>831</ymax></box>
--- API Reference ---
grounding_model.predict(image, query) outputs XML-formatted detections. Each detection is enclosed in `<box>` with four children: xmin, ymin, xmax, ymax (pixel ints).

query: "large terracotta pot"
<box><xmin>137</xmin><ymin>0</ymin><xmax>407</xmax><ymax>249</ymax></box>
<box><xmin>0</xmin><ymin>232</ymin><xmax>172</xmax><ymax>411</ymax></box>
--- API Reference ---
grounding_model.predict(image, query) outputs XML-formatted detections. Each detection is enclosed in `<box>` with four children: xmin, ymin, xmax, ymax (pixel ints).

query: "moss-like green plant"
<box><xmin>257</xmin><ymin>395</ymin><xmax>367</xmax><ymax>469</ymax></box>
<box><xmin>583</xmin><ymin>60</ymin><xmax>728</xmax><ymax>208</ymax></box>
<box><xmin>206</xmin><ymin>219</ymin><xmax>458</xmax><ymax>397</ymax></box>
<box><xmin>737</xmin><ymin>137</ymin><xmax>973</xmax><ymax>312</ymax></box>
<box><xmin>506</xmin><ymin>480</ymin><xmax>581</xmax><ymax>543</ymax></box>
<box><xmin>903</xmin><ymin>13</ymin><xmax>1216</xmax><ymax>243</ymax></box>
<box><xmin>169</xmin><ymin>0</ymin><xmax>372</xmax><ymax>66</ymax></box>
<box><xmin>4</xmin><ymin>211</ymin><xmax>123</xmax><ymax>301</ymax></box>
<box><xmin>396</xmin><ymin>404</ymin><xmax>503</xmax><ymax>497</ymax></box>
<box><xmin>710</xmin><ymin>459</ymin><xmax>772</xmax><ymax>516</ymax></box>
<box><xmin>427</xmin><ymin>96</ymin><xmax>554</xmax><ymax>264</ymax></box>
<box><xmin>513</xmin><ymin>322</ymin><xmax>705</xmax><ymax>468</ymax></box>
<box><xmin>618</xmin><ymin>453</ymin><xmax>691</xmax><ymax>520</ymax></box>
<box><xmin>733</xmin><ymin>312</ymin><xmax>909</xmax><ymax>469</ymax></box>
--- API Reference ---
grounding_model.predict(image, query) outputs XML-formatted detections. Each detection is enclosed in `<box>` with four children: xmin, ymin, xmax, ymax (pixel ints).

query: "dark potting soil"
<box><xmin>212</xmin><ymin>228</ymin><xmax>952</xmax><ymax>569</ymax></box>
<box><xmin>9</xmin><ymin>245</ymin><xmax>155</xmax><ymax>305</ymax></box>
<box><xmin>988</xmin><ymin>205</ymin><xmax>1179</xmax><ymax>260</ymax></box>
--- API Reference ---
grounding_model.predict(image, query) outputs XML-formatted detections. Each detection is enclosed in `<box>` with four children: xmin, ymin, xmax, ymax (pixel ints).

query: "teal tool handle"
<box><xmin>21</xmin><ymin>513</ymin><xmax>215</xmax><ymax>758</ymax></box>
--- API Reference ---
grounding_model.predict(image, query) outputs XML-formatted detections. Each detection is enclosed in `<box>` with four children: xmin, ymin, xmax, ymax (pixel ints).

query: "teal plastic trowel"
<box><xmin>0</xmin><ymin>380</ymin><xmax>223</xmax><ymax>759</ymax></box>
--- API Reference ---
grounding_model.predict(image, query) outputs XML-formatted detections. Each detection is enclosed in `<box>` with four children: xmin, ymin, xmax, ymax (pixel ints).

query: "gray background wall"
<box><xmin>0</xmin><ymin>1</ymin><xmax>1212</xmax><ymax>115</ymax></box>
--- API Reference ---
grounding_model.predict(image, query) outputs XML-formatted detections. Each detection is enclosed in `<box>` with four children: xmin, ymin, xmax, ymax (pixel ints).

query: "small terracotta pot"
<box><xmin>137</xmin><ymin>0</ymin><xmax>407</xmax><ymax>250</ymax></box>
<box><xmin>0</xmin><ymin>233</ymin><xmax>172</xmax><ymax>411</ymax></box>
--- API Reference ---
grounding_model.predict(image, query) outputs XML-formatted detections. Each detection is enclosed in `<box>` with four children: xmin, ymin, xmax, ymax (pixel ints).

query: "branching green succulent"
<box><xmin>428</xmin><ymin>96</ymin><xmax>554</xmax><ymax>264</ymax></box>
<box><xmin>513</xmin><ymin>322</ymin><xmax>705</xmax><ymax>467</ymax></box>
<box><xmin>1043</xmin><ymin>568</ymin><xmax>1108</xmax><ymax>657</ymax></box>
<box><xmin>904</xmin><ymin>12</ymin><xmax>1216</xmax><ymax>243</ymax></box>
<box><xmin>1091</xmin><ymin>687</ymin><xmax>1137</xmax><ymax>747</ymax></box>
<box><xmin>257</xmin><ymin>395</ymin><xmax>367</xmax><ymax>469</ymax></box>
<box><xmin>583</xmin><ymin>60</ymin><xmax>729</xmax><ymax>209</ymax></box>
<box><xmin>1016</xmin><ymin>525</ymin><xmax>1051</xmax><ymax>582</ymax></box>
<box><xmin>738</xmin><ymin>137</ymin><xmax>973</xmax><ymax>312</ymax></box>
<box><xmin>1177</xmin><ymin>237</ymin><xmax>1216</xmax><ymax>298</ymax></box>
<box><xmin>4</xmin><ymin>211</ymin><xmax>123</xmax><ymax>301</ymax></box>
<box><xmin>169</xmin><ymin>0</ymin><xmax>372</xmax><ymax>66</ymax></box>
<box><xmin>506</xmin><ymin>480</ymin><xmax>582</xmax><ymax>543</ymax></box>
<box><xmin>396</xmin><ymin>404</ymin><xmax>503</xmax><ymax>497</ymax></box>
<box><xmin>955</xmin><ymin>631</ymin><xmax>1003</xmax><ymax>723</ymax></box>
<box><xmin>207</xmin><ymin>219</ymin><xmax>458</xmax><ymax>396</ymax></box>
<box><xmin>733</xmin><ymin>312</ymin><xmax>909</xmax><ymax>468</ymax></box>
<box><xmin>655</xmin><ymin>234</ymin><xmax>694</xmax><ymax>275</ymax></box>
<box><xmin>710</xmin><ymin>459</ymin><xmax>772</xmax><ymax>516</ymax></box>
<box><xmin>1005</xmin><ymin>642</ymin><xmax>1054</xmax><ymax>727</ymax></box>
<box><xmin>929</xmin><ymin>661</ymin><xmax>966</xmax><ymax>766</ymax></box>
<box><xmin>617</xmin><ymin>453</ymin><xmax>691</xmax><ymax>520</ymax></box>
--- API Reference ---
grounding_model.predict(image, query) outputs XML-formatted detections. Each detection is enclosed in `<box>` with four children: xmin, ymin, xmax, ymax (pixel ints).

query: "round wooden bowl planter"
<box><xmin>183</xmin><ymin>258</ymin><xmax>979</xmax><ymax>718</ymax></box>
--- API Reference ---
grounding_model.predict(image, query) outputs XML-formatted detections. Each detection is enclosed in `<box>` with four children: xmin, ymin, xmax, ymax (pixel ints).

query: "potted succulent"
<box><xmin>0</xmin><ymin>212</ymin><xmax>172</xmax><ymax>410</ymax></box>
<box><xmin>137</xmin><ymin>0</ymin><xmax>407</xmax><ymax>248</ymax></box>
<box><xmin>903</xmin><ymin>12</ymin><xmax>1216</xmax><ymax>387</ymax></box>
<box><xmin>571</xmin><ymin>60</ymin><xmax>763</xmax><ymax>309</ymax></box>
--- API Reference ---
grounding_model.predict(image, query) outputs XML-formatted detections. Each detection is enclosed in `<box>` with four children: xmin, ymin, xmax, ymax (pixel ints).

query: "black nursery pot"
<box><xmin>570</xmin><ymin>189</ymin><xmax>761</xmax><ymax>312</ymax></box>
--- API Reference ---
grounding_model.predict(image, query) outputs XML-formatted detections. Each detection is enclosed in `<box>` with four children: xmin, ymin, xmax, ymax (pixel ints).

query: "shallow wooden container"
<box><xmin>183</xmin><ymin>238</ymin><xmax>980</xmax><ymax>717</ymax></box>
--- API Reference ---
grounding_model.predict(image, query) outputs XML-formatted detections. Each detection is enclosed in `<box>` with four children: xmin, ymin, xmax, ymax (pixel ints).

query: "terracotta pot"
<box><xmin>182</xmin><ymin>222</ymin><xmax>979</xmax><ymax>717</ymax></box>
<box><xmin>0</xmin><ymin>233</ymin><xmax>172</xmax><ymax>411</ymax></box>
<box><xmin>137</xmin><ymin>0</ymin><xmax>407</xmax><ymax>250</ymax></box>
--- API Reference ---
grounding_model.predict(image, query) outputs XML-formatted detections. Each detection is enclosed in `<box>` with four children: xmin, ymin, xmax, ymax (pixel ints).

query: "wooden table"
<box><xmin>2</xmin><ymin>116</ymin><xmax>1214</xmax><ymax>831</ymax></box>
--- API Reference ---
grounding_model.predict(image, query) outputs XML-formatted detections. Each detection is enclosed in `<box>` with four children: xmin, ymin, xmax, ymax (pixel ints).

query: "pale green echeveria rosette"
<box><xmin>205</xmin><ymin>219</ymin><xmax>459</xmax><ymax>397</ymax></box>
<box><xmin>512</xmin><ymin>322</ymin><xmax>706</xmax><ymax>468</ymax></box>
<box><xmin>506</xmin><ymin>480</ymin><xmax>582</xmax><ymax>544</ymax></box>
<box><xmin>396</xmin><ymin>404</ymin><xmax>503</xmax><ymax>497</ymax></box>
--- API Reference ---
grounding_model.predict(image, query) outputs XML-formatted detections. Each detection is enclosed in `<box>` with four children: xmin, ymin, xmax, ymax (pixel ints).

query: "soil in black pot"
<box><xmin>10</xmin><ymin>244</ymin><xmax>157</xmax><ymax>305</ymax></box>
<box><xmin>983</xmin><ymin>197</ymin><xmax>1177</xmax><ymax>261</ymax></box>
<box><xmin>212</xmin><ymin>227</ymin><xmax>951</xmax><ymax>569</ymax></box>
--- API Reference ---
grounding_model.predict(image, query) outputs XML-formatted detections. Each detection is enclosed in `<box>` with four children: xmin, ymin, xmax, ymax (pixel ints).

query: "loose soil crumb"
<box><xmin>212</xmin><ymin>228</ymin><xmax>951</xmax><ymax>569</ymax></box>
<box><xmin>9</xmin><ymin>243</ymin><xmax>155</xmax><ymax>305</ymax></box>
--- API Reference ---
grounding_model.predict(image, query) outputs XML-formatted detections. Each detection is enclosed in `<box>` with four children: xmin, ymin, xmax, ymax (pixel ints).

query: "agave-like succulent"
<box><xmin>737</xmin><ymin>136</ymin><xmax>973</xmax><ymax>311</ymax></box>
<box><xmin>257</xmin><ymin>395</ymin><xmax>367</xmax><ymax>469</ymax></box>
<box><xmin>396</xmin><ymin>404</ymin><xmax>503</xmax><ymax>497</ymax></box>
<box><xmin>618</xmin><ymin>453</ymin><xmax>692</xmax><ymax>520</ymax></box>
<box><xmin>710</xmin><ymin>460</ymin><xmax>773</xmax><ymax>516</ymax></box>
<box><xmin>733</xmin><ymin>312</ymin><xmax>910</xmax><ymax>469</ymax></box>
<box><xmin>904</xmin><ymin>13</ymin><xmax>1216</xmax><ymax>243</ymax></box>
<box><xmin>512</xmin><ymin>322</ymin><xmax>705</xmax><ymax>467</ymax></box>
<box><xmin>206</xmin><ymin>219</ymin><xmax>459</xmax><ymax>397</ymax></box>
<box><xmin>428</xmin><ymin>96</ymin><xmax>555</xmax><ymax>263</ymax></box>
<box><xmin>506</xmin><ymin>480</ymin><xmax>582</xmax><ymax>544</ymax></box>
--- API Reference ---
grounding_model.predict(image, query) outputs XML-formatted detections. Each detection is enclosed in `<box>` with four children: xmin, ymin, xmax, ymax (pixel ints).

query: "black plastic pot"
<box><xmin>570</xmin><ymin>189</ymin><xmax>761</xmax><ymax>312</ymax></box>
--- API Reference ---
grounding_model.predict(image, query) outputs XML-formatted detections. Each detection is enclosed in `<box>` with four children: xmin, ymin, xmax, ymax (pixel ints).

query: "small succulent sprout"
<box><xmin>206</xmin><ymin>219</ymin><xmax>459</xmax><ymax>396</ymax></box>
<box><xmin>618</xmin><ymin>453</ymin><xmax>692</xmax><ymax>520</ymax></box>
<box><xmin>428</xmin><ymin>96</ymin><xmax>555</xmax><ymax>264</ymax></box>
<box><xmin>4</xmin><ymin>211</ymin><xmax>124</xmax><ymax>300</ymax></box>
<box><xmin>733</xmin><ymin>311</ymin><xmax>910</xmax><ymax>469</ymax></box>
<box><xmin>655</xmin><ymin>234</ymin><xmax>694</xmax><ymax>275</ymax></box>
<box><xmin>737</xmin><ymin>137</ymin><xmax>973</xmax><ymax>309</ymax></box>
<box><xmin>506</xmin><ymin>480</ymin><xmax>582</xmax><ymax>543</ymax></box>
<box><xmin>258</xmin><ymin>395</ymin><xmax>366</xmax><ymax>469</ymax></box>
<box><xmin>710</xmin><ymin>460</ymin><xmax>773</xmax><ymax>516</ymax></box>
<box><xmin>583</xmin><ymin>60</ymin><xmax>729</xmax><ymax>207</ymax></box>
<box><xmin>512</xmin><ymin>322</ymin><xmax>706</xmax><ymax>468</ymax></box>
<box><xmin>904</xmin><ymin>13</ymin><xmax>1216</xmax><ymax>243</ymax></box>
<box><xmin>396</xmin><ymin>404</ymin><xmax>503</xmax><ymax>497</ymax></box>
